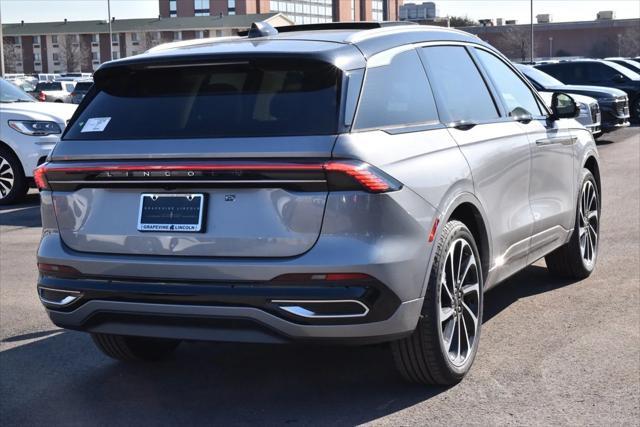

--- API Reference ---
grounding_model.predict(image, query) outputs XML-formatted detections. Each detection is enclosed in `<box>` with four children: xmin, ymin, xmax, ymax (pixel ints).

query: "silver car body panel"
<box><xmin>37</xmin><ymin>30</ymin><xmax>600</xmax><ymax>342</ymax></box>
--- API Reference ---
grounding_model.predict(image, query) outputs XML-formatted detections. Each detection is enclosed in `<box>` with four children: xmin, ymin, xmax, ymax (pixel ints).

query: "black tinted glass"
<box><xmin>74</xmin><ymin>82</ymin><xmax>93</xmax><ymax>91</ymax></box>
<box><xmin>65</xmin><ymin>60</ymin><xmax>340</xmax><ymax>140</ymax></box>
<box><xmin>36</xmin><ymin>82</ymin><xmax>62</xmax><ymax>91</ymax></box>
<box><xmin>421</xmin><ymin>46</ymin><xmax>499</xmax><ymax>123</ymax></box>
<box><xmin>475</xmin><ymin>49</ymin><xmax>542</xmax><ymax>117</ymax></box>
<box><xmin>354</xmin><ymin>49</ymin><xmax>438</xmax><ymax>129</ymax></box>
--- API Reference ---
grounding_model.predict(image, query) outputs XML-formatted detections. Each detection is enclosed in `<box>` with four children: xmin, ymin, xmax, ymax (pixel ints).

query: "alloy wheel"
<box><xmin>579</xmin><ymin>180</ymin><xmax>599</xmax><ymax>268</ymax></box>
<box><xmin>0</xmin><ymin>155</ymin><xmax>15</xmax><ymax>199</ymax></box>
<box><xmin>439</xmin><ymin>238</ymin><xmax>480</xmax><ymax>367</ymax></box>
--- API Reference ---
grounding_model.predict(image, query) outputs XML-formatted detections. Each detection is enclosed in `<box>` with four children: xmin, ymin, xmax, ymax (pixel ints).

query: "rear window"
<box><xmin>74</xmin><ymin>82</ymin><xmax>93</xmax><ymax>91</ymax></box>
<box><xmin>64</xmin><ymin>60</ymin><xmax>341</xmax><ymax>140</ymax></box>
<box><xmin>36</xmin><ymin>82</ymin><xmax>62</xmax><ymax>91</ymax></box>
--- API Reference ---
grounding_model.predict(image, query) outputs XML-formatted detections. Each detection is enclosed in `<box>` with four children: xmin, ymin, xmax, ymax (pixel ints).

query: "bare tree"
<box><xmin>2</xmin><ymin>41</ymin><xmax>21</xmax><ymax>73</ymax></box>
<box><xmin>58</xmin><ymin>34</ymin><xmax>89</xmax><ymax>72</ymax></box>
<box><xmin>620</xmin><ymin>26</ymin><xmax>640</xmax><ymax>57</ymax></box>
<box><xmin>481</xmin><ymin>27</ymin><xmax>531</xmax><ymax>61</ymax></box>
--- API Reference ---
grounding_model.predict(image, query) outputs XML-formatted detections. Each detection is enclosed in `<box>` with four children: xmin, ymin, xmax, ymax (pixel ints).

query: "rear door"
<box><xmin>472</xmin><ymin>48</ymin><xmax>575</xmax><ymax>263</ymax></box>
<box><xmin>49</xmin><ymin>58</ymin><xmax>342</xmax><ymax>258</ymax></box>
<box><xmin>420</xmin><ymin>45</ymin><xmax>535</xmax><ymax>282</ymax></box>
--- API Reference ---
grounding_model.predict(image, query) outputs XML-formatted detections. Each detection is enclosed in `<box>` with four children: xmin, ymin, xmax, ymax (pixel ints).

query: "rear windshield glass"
<box><xmin>36</xmin><ymin>82</ymin><xmax>62</xmax><ymax>91</ymax></box>
<box><xmin>74</xmin><ymin>82</ymin><xmax>93</xmax><ymax>91</ymax></box>
<box><xmin>64</xmin><ymin>60</ymin><xmax>341</xmax><ymax>140</ymax></box>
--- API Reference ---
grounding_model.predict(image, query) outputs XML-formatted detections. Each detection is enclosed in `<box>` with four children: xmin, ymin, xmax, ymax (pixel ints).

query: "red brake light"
<box><xmin>324</xmin><ymin>161</ymin><xmax>402</xmax><ymax>193</ymax></box>
<box><xmin>38</xmin><ymin>161</ymin><xmax>402</xmax><ymax>194</ymax></box>
<box><xmin>38</xmin><ymin>91</ymin><xmax>46</xmax><ymax>102</ymax></box>
<box><xmin>33</xmin><ymin>164</ymin><xmax>50</xmax><ymax>190</ymax></box>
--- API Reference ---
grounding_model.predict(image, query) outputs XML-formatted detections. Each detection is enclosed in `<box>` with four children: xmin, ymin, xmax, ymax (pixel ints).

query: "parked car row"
<box><xmin>6</xmin><ymin>73</ymin><xmax>93</xmax><ymax>105</ymax></box>
<box><xmin>531</xmin><ymin>58</ymin><xmax>639</xmax><ymax>128</ymax></box>
<box><xmin>0</xmin><ymin>78</ymin><xmax>77</xmax><ymax>204</ymax></box>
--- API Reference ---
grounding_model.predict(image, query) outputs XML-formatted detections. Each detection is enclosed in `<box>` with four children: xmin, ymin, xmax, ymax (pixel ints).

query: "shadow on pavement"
<box><xmin>0</xmin><ymin>264</ymin><xmax>582</xmax><ymax>425</ymax></box>
<box><xmin>484</xmin><ymin>264</ymin><xmax>578</xmax><ymax>323</ymax></box>
<box><xmin>0</xmin><ymin>193</ymin><xmax>41</xmax><ymax>227</ymax></box>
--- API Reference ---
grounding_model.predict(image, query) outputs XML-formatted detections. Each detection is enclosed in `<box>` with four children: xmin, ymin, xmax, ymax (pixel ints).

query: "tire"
<box><xmin>545</xmin><ymin>169</ymin><xmax>600</xmax><ymax>279</ymax></box>
<box><xmin>91</xmin><ymin>333</ymin><xmax>181</xmax><ymax>361</ymax></box>
<box><xmin>633</xmin><ymin>98</ymin><xmax>640</xmax><ymax>122</ymax></box>
<box><xmin>0</xmin><ymin>146</ymin><xmax>28</xmax><ymax>206</ymax></box>
<box><xmin>391</xmin><ymin>220</ymin><xmax>483</xmax><ymax>385</ymax></box>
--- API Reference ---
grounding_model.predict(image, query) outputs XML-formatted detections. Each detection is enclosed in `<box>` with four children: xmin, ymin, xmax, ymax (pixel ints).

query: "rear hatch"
<box><xmin>47</xmin><ymin>57</ymin><xmax>343</xmax><ymax>258</ymax></box>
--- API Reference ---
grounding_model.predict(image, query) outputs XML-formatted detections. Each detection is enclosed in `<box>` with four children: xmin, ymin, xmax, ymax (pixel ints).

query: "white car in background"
<box><xmin>538</xmin><ymin>91</ymin><xmax>602</xmax><ymax>136</ymax></box>
<box><xmin>0</xmin><ymin>78</ymin><xmax>77</xmax><ymax>204</ymax></box>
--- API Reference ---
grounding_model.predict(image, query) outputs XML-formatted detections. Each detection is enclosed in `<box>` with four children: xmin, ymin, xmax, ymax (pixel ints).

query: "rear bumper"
<box><xmin>40</xmin><ymin>275</ymin><xmax>422</xmax><ymax>343</ymax></box>
<box><xmin>37</xmin><ymin>186</ymin><xmax>436</xmax><ymax>343</ymax></box>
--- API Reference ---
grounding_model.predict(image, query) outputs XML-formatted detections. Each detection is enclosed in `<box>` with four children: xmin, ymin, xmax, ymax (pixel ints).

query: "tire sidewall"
<box><xmin>575</xmin><ymin>170</ymin><xmax>600</xmax><ymax>272</ymax></box>
<box><xmin>430</xmin><ymin>221</ymin><xmax>484</xmax><ymax>377</ymax></box>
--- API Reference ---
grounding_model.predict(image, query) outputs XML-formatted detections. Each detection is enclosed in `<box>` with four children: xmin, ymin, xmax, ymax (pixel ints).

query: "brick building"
<box><xmin>160</xmin><ymin>0</ymin><xmax>404</xmax><ymax>23</ymax></box>
<box><xmin>462</xmin><ymin>17</ymin><xmax>640</xmax><ymax>61</ymax></box>
<box><xmin>1</xmin><ymin>13</ymin><xmax>292</xmax><ymax>75</ymax></box>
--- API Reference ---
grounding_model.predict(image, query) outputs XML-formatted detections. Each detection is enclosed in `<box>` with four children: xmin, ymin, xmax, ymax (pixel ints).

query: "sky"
<box><xmin>0</xmin><ymin>0</ymin><xmax>639</xmax><ymax>24</ymax></box>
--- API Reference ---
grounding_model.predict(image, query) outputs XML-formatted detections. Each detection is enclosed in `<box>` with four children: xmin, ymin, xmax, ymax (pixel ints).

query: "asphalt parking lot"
<box><xmin>1</xmin><ymin>126</ymin><xmax>638</xmax><ymax>426</ymax></box>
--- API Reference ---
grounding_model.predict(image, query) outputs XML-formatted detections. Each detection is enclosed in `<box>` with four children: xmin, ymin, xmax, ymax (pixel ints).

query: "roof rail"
<box><xmin>275</xmin><ymin>21</ymin><xmax>417</xmax><ymax>33</ymax></box>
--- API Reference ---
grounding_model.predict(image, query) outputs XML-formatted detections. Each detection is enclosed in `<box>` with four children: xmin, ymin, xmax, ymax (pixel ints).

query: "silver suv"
<box><xmin>35</xmin><ymin>22</ymin><xmax>601</xmax><ymax>385</ymax></box>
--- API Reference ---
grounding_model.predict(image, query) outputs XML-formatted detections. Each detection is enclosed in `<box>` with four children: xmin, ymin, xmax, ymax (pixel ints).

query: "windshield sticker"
<box><xmin>81</xmin><ymin>117</ymin><xmax>111</xmax><ymax>133</ymax></box>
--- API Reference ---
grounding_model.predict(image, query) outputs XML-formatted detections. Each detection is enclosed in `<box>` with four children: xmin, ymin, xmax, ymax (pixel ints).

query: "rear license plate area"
<box><xmin>137</xmin><ymin>193</ymin><xmax>205</xmax><ymax>232</ymax></box>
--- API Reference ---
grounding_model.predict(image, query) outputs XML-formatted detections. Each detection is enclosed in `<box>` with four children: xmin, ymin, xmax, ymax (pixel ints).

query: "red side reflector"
<box><xmin>428</xmin><ymin>217</ymin><xmax>440</xmax><ymax>243</ymax></box>
<box><xmin>37</xmin><ymin>263</ymin><xmax>81</xmax><ymax>278</ymax></box>
<box><xmin>33</xmin><ymin>164</ymin><xmax>50</xmax><ymax>190</ymax></box>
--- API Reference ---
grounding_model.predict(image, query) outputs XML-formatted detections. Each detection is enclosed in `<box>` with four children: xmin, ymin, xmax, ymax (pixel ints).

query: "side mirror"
<box><xmin>550</xmin><ymin>92</ymin><xmax>579</xmax><ymax>120</ymax></box>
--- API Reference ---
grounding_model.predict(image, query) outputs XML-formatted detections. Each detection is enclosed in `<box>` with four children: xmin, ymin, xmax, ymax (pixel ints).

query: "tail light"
<box><xmin>33</xmin><ymin>164</ymin><xmax>50</xmax><ymax>190</ymax></box>
<box><xmin>70</xmin><ymin>92</ymin><xmax>76</xmax><ymax>97</ymax></box>
<box><xmin>33</xmin><ymin>161</ymin><xmax>402</xmax><ymax>194</ymax></box>
<box><xmin>38</xmin><ymin>91</ymin><xmax>46</xmax><ymax>102</ymax></box>
<box><xmin>325</xmin><ymin>160</ymin><xmax>401</xmax><ymax>193</ymax></box>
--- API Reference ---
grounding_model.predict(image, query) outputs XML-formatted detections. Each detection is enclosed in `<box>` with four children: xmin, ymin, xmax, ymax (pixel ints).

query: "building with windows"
<box><xmin>1</xmin><ymin>13</ymin><xmax>292</xmax><ymax>75</ymax></box>
<box><xmin>159</xmin><ymin>0</ymin><xmax>403</xmax><ymax>24</ymax></box>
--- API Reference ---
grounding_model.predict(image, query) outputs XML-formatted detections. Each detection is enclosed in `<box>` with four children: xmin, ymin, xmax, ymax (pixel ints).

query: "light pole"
<box><xmin>0</xmin><ymin>4</ymin><xmax>5</xmax><ymax>77</ymax></box>
<box><xmin>617</xmin><ymin>34</ymin><xmax>622</xmax><ymax>57</ymax></box>
<box><xmin>530</xmin><ymin>0</ymin><xmax>534</xmax><ymax>62</ymax></box>
<box><xmin>549</xmin><ymin>36</ymin><xmax>553</xmax><ymax>58</ymax></box>
<box><xmin>107</xmin><ymin>0</ymin><xmax>113</xmax><ymax>61</ymax></box>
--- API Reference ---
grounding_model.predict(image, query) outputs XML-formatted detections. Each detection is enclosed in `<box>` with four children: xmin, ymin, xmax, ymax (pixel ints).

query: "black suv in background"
<box><xmin>535</xmin><ymin>59</ymin><xmax>640</xmax><ymax>121</ymax></box>
<box><xmin>518</xmin><ymin>64</ymin><xmax>631</xmax><ymax>133</ymax></box>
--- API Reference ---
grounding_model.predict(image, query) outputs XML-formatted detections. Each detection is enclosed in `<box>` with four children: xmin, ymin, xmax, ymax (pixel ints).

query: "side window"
<box><xmin>354</xmin><ymin>49</ymin><xmax>438</xmax><ymax>130</ymax></box>
<box><xmin>587</xmin><ymin>63</ymin><xmax>617</xmax><ymax>82</ymax></box>
<box><xmin>538</xmin><ymin>64</ymin><xmax>563</xmax><ymax>82</ymax></box>
<box><xmin>474</xmin><ymin>49</ymin><xmax>542</xmax><ymax>117</ymax></box>
<box><xmin>420</xmin><ymin>46</ymin><xmax>499</xmax><ymax>123</ymax></box>
<box><xmin>567</xmin><ymin>64</ymin><xmax>589</xmax><ymax>84</ymax></box>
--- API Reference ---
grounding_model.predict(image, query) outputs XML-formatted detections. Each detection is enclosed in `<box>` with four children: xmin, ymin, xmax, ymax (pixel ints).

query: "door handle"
<box><xmin>536</xmin><ymin>136</ymin><xmax>577</xmax><ymax>146</ymax></box>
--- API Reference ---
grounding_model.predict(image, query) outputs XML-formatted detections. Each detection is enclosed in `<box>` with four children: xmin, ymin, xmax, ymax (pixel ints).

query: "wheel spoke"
<box><xmin>441</xmin><ymin>306</ymin><xmax>455</xmax><ymax>323</ymax></box>
<box><xmin>588</xmin><ymin>210</ymin><xmax>598</xmax><ymax>221</ymax></box>
<box><xmin>461</xmin><ymin>282</ymin><xmax>479</xmax><ymax>297</ymax></box>
<box><xmin>461</xmin><ymin>313</ymin><xmax>471</xmax><ymax>355</ymax></box>
<box><xmin>460</xmin><ymin>256</ymin><xmax>476</xmax><ymax>286</ymax></box>
<box><xmin>456</xmin><ymin>315</ymin><xmax>461</xmax><ymax>361</ymax></box>
<box><xmin>441</xmin><ymin>277</ymin><xmax>453</xmax><ymax>301</ymax></box>
<box><xmin>443</xmin><ymin>316</ymin><xmax>456</xmax><ymax>352</ymax></box>
<box><xmin>462</xmin><ymin>301</ymin><xmax>477</xmax><ymax>329</ymax></box>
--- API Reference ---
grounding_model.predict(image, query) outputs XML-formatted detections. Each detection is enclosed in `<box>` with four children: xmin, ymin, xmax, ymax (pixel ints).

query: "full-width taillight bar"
<box><xmin>34</xmin><ymin>160</ymin><xmax>402</xmax><ymax>193</ymax></box>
